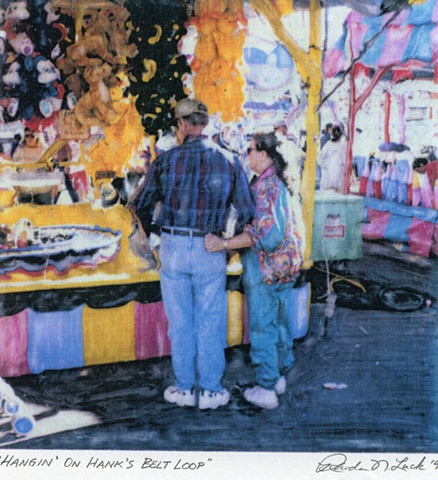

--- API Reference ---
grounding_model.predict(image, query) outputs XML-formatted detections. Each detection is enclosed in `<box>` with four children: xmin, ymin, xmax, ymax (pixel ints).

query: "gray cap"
<box><xmin>174</xmin><ymin>98</ymin><xmax>208</xmax><ymax>119</ymax></box>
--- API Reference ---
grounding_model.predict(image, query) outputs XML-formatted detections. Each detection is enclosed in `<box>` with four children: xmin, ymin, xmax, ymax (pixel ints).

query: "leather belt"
<box><xmin>161</xmin><ymin>227</ymin><xmax>206</xmax><ymax>237</ymax></box>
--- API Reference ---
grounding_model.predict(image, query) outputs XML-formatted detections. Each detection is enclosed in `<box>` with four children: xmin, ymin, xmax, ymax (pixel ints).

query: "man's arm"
<box><xmin>231</xmin><ymin>159</ymin><xmax>255</xmax><ymax>233</ymax></box>
<box><xmin>129</xmin><ymin>162</ymin><xmax>161</xmax><ymax>236</ymax></box>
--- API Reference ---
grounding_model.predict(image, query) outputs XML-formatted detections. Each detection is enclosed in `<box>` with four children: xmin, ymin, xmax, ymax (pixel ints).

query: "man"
<box><xmin>320</xmin><ymin>123</ymin><xmax>333</xmax><ymax>150</ymax></box>
<box><xmin>132</xmin><ymin>98</ymin><xmax>254</xmax><ymax>410</ymax></box>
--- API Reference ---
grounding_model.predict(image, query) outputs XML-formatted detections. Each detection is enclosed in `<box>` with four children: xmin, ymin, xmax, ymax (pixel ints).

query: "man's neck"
<box><xmin>182</xmin><ymin>125</ymin><xmax>204</xmax><ymax>140</ymax></box>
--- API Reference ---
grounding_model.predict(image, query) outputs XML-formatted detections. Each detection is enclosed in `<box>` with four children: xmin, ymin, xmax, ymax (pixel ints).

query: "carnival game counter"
<box><xmin>0</xmin><ymin>203</ymin><xmax>253</xmax><ymax>377</ymax></box>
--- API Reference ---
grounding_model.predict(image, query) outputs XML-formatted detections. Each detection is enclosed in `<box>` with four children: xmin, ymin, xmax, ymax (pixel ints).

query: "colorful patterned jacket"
<box><xmin>245</xmin><ymin>166</ymin><xmax>304</xmax><ymax>285</ymax></box>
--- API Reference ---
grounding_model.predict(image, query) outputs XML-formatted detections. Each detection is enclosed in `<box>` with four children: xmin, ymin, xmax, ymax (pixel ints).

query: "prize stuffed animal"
<box><xmin>65</xmin><ymin>34</ymin><xmax>117</xmax><ymax>68</ymax></box>
<box><xmin>33</xmin><ymin>55</ymin><xmax>64</xmax><ymax>117</ymax></box>
<box><xmin>74</xmin><ymin>63</ymin><xmax>118</xmax><ymax>128</ymax></box>
<box><xmin>3</xmin><ymin>1</ymin><xmax>30</xmax><ymax>39</ymax></box>
<box><xmin>7</xmin><ymin>26</ymin><xmax>35</xmax><ymax>70</ymax></box>
<box><xmin>2</xmin><ymin>58</ymin><xmax>34</xmax><ymax>120</ymax></box>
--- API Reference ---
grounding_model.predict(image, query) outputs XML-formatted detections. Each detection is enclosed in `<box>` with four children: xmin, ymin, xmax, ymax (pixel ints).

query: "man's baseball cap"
<box><xmin>174</xmin><ymin>98</ymin><xmax>208</xmax><ymax>119</ymax></box>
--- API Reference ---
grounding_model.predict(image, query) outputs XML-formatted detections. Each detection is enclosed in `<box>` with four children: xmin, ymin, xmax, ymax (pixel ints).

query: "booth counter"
<box><xmin>0</xmin><ymin>203</ymin><xmax>254</xmax><ymax>377</ymax></box>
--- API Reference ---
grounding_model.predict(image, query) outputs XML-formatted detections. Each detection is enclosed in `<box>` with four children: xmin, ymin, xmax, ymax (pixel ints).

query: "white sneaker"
<box><xmin>164</xmin><ymin>386</ymin><xmax>196</xmax><ymax>407</ymax></box>
<box><xmin>274</xmin><ymin>376</ymin><xmax>286</xmax><ymax>396</ymax></box>
<box><xmin>244</xmin><ymin>385</ymin><xmax>279</xmax><ymax>409</ymax></box>
<box><xmin>198</xmin><ymin>389</ymin><xmax>230</xmax><ymax>410</ymax></box>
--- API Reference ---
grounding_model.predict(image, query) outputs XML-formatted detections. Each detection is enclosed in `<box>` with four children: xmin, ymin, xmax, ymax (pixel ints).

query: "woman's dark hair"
<box><xmin>252</xmin><ymin>132</ymin><xmax>292</xmax><ymax>194</ymax></box>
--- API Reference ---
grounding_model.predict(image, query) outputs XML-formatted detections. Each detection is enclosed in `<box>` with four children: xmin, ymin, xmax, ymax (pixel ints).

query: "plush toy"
<box><xmin>3</xmin><ymin>1</ymin><xmax>30</xmax><ymax>39</ymax></box>
<box><xmin>1</xmin><ymin>59</ymin><xmax>34</xmax><ymax>119</ymax></box>
<box><xmin>74</xmin><ymin>63</ymin><xmax>118</xmax><ymax>128</ymax></box>
<box><xmin>0</xmin><ymin>31</ymin><xmax>7</xmax><ymax>77</ymax></box>
<box><xmin>83</xmin><ymin>5</ymin><xmax>137</xmax><ymax>63</ymax></box>
<box><xmin>12</xmin><ymin>218</ymin><xmax>35</xmax><ymax>248</ymax></box>
<box><xmin>60</xmin><ymin>72</ymin><xmax>83</xmax><ymax>110</ymax></box>
<box><xmin>28</xmin><ymin>0</ymin><xmax>67</xmax><ymax>60</ymax></box>
<box><xmin>63</xmin><ymin>72</ymin><xmax>85</xmax><ymax>100</ymax></box>
<box><xmin>104</xmin><ymin>6</ymin><xmax>138</xmax><ymax>62</ymax></box>
<box><xmin>2</xmin><ymin>60</ymin><xmax>22</xmax><ymax>90</ymax></box>
<box><xmin>63</xmin><ymin>4</ymin><xmax>137</xmax><ymax>71</ymax></box>
<box><xmin>8</xmin><ymin>30</ymin><xmax>35</xmax><ymax>57</ymax></box>
<box><xmin>187</xmin><ymin>0</ymin><xmax>247</xmax><ymax>122</ymax></box>
<box><xmin>2</xmin><ymin>51</ymin><xmax>62</xmax><ymax>121</ymax></box>
<box><xmin>88</xmin><ymin>70</ymin><xmax>146</xmax><ymax>179</ymax></box>
<box><xmin>34</xmin><ymin>56</ymin><xmax>60</xmax><ymax>85</ymax></box>
<box><xmin>0</xmin><ymin>97</ymin><xmax>19</xmax><ymax>122</ymax></box>
<box><xmin>65</xmin><ymin>33</ymin><xmax>117</xmax><ymax>68</ymax></box>
<box><xmin>33</xmin><ymin>55</ymin><xmax>64</xmax><ymax>117</ymax></box>
<box><xmin>4</xmin><ymin>1</ymin><xmax>30</xmax><ymax>22</ymax></box>
<box><xmin>5</xmin><ymin>20</ymin><xmax>36</xmax><ymax>72</ymax></box>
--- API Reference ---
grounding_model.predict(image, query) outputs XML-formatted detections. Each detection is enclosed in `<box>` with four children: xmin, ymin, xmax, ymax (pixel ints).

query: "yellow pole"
<box><xmin>301</xmin><ymin>0</ymin><xmax>322</xmax><ymax>265</ymax></box>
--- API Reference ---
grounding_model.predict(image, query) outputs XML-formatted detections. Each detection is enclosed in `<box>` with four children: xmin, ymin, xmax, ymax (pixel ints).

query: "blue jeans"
<box><xmin>243</xmin><ymin>275</ymin><xmax>295</xmax><ymax>390</ymax></box>
<box><xmin>159</xmin><ymin>232</ymin><xmax>228</xmax><ymax>392</ymax></box>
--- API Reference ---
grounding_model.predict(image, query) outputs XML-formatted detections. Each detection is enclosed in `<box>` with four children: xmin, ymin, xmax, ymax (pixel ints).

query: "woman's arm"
<box><xmin>205</xmin><ymin>231</ymin><xmax>252</xmax><ymax>252</ymax></box>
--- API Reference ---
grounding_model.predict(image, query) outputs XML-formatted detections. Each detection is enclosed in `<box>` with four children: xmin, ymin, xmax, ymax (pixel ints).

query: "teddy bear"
<box><xmin>73</xmin><ymin>63</ymin><xmax>118</xmax><ymax>128</ymax></box>
<box><xmin>100</xmin><ymin>6</ymin><xmax>138</xmax><ymax>63</ymax></box>
<box><xmin>70</xmin><ymin>6</ymin><xmax>137</xmax><ymax>66</ymax></box>
<box><xmin>65</xmin><ymin>33</ymin><xmax>117</xmax><ymax>68</ymax></box>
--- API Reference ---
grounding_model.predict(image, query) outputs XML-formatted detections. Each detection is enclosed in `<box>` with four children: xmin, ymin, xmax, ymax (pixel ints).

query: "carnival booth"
<box><xmin>9</xmin><ymin>0</ymin><xmax>432</xmax><ymax>390</ymax></box>
<box><xmin>0</xmin><ymin>0</ymin><xmax>326</xmax><ymax>383</ymax></box>
<box><xmin>0</xmin><ymin>0</ymin><xmax>189</xmax><ymax>379</ymax></box>
<box><xmin>325</xmin><ymin>0</ymin><xmax>438</xmax><ymax>256</ymax></box>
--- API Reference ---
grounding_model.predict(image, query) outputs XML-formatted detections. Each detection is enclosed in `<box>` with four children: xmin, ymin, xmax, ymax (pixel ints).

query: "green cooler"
<box><xmin>310</xmin><ymin>191</ymin><xmax>363</xmax><ymax>261</ymax></box>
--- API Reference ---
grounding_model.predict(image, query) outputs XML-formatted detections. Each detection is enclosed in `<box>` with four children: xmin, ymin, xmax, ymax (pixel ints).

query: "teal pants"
<box><xmin>243</xmin><ymin>277</ymin><xmax>295</xmax><ymax>390</ymax></box>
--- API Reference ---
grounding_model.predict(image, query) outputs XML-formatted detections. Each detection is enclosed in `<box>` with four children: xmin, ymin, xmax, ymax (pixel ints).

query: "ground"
<box><xmin>2</xmin><ymin>242</ymin><xmax>438</xmax><ymax>453</ymax></box>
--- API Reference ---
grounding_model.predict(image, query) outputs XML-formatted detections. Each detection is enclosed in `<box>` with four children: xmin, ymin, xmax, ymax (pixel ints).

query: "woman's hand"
<box><xmin>205</xmin><ymin>233</ymin><xmax>225</xmax><ymax>252</ymax></box>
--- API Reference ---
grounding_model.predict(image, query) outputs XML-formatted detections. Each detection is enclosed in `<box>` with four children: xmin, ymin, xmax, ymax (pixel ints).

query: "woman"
<box><xmin>205</xmin><ymin>132</ymin><xmax>304</xmax><ymax>409</ymax></box>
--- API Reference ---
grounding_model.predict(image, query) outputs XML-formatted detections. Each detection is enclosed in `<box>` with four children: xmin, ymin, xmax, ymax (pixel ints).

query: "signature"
<box><xmin>316</xmin><ymin>453</ymin><xmax>427</xmax><ymax>473</ymax></box>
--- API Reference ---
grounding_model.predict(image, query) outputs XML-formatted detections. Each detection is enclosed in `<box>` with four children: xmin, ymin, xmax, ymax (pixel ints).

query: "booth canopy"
<box><xmin>324</xmin><ymin>0</ymin><xmax>438</xmax><ymax>77</ymax></box>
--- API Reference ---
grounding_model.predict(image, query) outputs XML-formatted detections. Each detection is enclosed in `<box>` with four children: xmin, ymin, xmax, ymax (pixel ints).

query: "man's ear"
<box><xmin>177</xmin><ymin>117</ymin><xmax>188</xmax><ymax>133</ymax></box>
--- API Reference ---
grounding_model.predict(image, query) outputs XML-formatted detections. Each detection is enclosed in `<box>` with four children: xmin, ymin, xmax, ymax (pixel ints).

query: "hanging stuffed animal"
<box><xmin>3</xmin><ymin>1</ymin><xmax>31</xmax><ymax>39</ymax></box>
<box><xmin>7</xmin><ymin>26</ymin><xmax>35</xmax><ymax>71</ymax></box>
<box><xmin>189</xmin><ymin>0</ymin><xmax>246</xmax><ymax>122</ymax></box>
<box><xmin>2</xmin><ymin>57</ymin><xmax>34</xmax><ymax>120</ymax></box>
<box><xmin>33</xmin><ymin>55</ymin><xmax>64</xmax><ymax>118</ymax></box>
<box><xmin>73</xmin><ymin>63</ymin><xmax>118</xmax><ymax>128</ymax></box>
<box><xmin>65</xmin><ymin>34</ymin><xmax>116</xmax><ymax>69</ymax></box>
<box><xmin>80</xmin><ymin>6</ymin><xmax>137</xmax><ymax>62</ymax></box>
